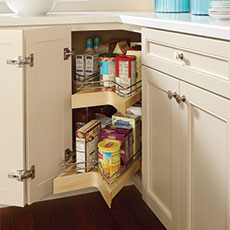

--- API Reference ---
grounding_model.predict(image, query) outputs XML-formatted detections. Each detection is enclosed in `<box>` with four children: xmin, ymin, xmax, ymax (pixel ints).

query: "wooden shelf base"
<box><xmin>53</xmin><ymin>157</ymin><xmax>141</xmax><ymax>208</ymax></box>
<box><xmin>72</xmin><ymin>90</ymin><xmax>141</xmax><ymax>114</ymax></box>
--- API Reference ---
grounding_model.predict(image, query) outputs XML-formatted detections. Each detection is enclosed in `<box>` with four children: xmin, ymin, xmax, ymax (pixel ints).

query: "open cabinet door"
<box><xmin>24</xmin><ymin>26</ymin><xmax>72</xmax><ymax>204</ymax></box>
<box><xmin>0</xmin><ymin>30</ymin><xmax>25</xmax><ymax>206</ymax></box>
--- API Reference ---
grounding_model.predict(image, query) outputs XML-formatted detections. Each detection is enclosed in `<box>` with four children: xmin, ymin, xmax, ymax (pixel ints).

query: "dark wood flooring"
<box><xmin>0</xmin><ymin>185</ymin><xmax>166</xmax><ymax>230</ymax></box>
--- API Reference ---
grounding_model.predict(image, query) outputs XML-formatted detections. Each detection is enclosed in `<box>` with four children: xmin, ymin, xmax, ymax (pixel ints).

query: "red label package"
<box><xmin>76</xmin><ymin>120</ymin><xmax>101</xmax><ymax>172</ymax></box>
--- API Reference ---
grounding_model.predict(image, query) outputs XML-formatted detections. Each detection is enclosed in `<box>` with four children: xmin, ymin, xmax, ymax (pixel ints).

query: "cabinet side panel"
<box><xmin>25</xmin><ymin>26</ymin><xmax>72</xmax><ymax>204</ymax></box>
<box><xmin>0</xmin><ymin>31</ymin><xmax>25</xmax><ymax>206</ymax></box>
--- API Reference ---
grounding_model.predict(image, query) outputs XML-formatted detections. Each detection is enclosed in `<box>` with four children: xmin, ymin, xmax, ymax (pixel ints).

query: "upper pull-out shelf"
<box><xmin>72</xmin><ymin>90</ymin><xmax>141</xmax><ymax>114</ymax></box>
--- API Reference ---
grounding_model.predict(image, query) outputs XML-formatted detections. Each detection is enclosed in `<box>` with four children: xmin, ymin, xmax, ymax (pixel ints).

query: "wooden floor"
<box><xmin>0</xmin><ymin>185</ymin><xmax>166</xmax><ymax>230</ymax></box>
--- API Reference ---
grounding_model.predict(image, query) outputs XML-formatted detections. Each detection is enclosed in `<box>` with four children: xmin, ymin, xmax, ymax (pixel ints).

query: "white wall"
<box><xmin>0</xmin><ymin>0</ymin><xmax>154</xmax><ymax>13</ymax></box>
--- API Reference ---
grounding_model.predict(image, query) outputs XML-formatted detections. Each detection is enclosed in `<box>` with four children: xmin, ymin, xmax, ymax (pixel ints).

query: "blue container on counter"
<box><xmin>155</xmin><ymin>0</ymin><xmax>190</xmax><ymax>13</ymax></box>
<box><xmin>191</xmin><ymin>0</ymin><xmax>211</xmax><ymax>15</ymax></box>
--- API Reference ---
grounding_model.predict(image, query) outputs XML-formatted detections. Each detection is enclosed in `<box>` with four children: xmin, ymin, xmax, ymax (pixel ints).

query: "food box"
<box><xmin>85</xmin><ymin>54</ymin><xmax>99</xmax><ymax>77</ymax></box>
<box><xmin>113</xmin><ymin>40</ymin><xmax>129</xmax><ymax>54</ymax></box>
<box><xmin>112</xmin><ymin>112</ymin><xmax>141</xmax><ymax>157</ymax></box>
<box><xmin>76</xmin><ymin>54</ymin><xmax>85</xmax><ymax>81</ymax></box>
<box><xmin>99</xmin><ymin>125</ymin><xmax>132</xmax><ymax>165</ymax></box>
<box><xmin>76</xmin><ymin>120</ymin><xmax>101</xmax><ymax>172</ymax></box>
<box><xmin>99</xmin><ymin>41</ymin><xmax>117</xmax><ymax>54</ymax></box>
<box><xmin>99</xmin><ymin>117</ymin><xmax>112</xmax><ymax>129</ymax></box>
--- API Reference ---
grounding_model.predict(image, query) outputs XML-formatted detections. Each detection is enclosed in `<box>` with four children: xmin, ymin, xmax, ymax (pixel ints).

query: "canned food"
<box><xmin>115</xmin><ymin>55</ymin><xmax>136</xmax><ymax>95</ymax></box>
<box><xmin>98</xmin><ymin>140</ymin><xmax>121</xmax><ymax>178</ymax></box>
<box><xmin>99</xmin><ymin>53</ymin><xmax>118</xmax><ymax>91</ymax></box>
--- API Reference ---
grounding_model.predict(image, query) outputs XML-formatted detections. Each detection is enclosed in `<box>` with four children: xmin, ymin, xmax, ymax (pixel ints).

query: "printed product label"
<box><xmin>100</xmin><ymin>61</ymin><xmax>116</xmax><ymax>88</ymax></box>
<box><xmin>113</xmin><ymin>119</ymin><xmax>132</xmax><ymax>129</ymax></box>
<box><xmin>98</xmin><ymin>150</ymin><xmax>120</xmax><ymax>178</ymax></box>
<box><xmin>116</xmin><ymin>60</ymin><xmax>136</xmax><ymax>95</ymax></box>
<box><xmin>76</xmin><ymin>138</ymin><xmax>85</xmax><ymax>152</ymax></box>
<box><xmin>101</xmin><ymin>75</ymin><xmax>115</xmax><ymax>87</ymax></box>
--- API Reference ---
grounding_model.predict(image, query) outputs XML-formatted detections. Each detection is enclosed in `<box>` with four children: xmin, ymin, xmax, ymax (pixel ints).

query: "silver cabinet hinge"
<box><xmin>8</xmin><ymin>165</ymin><xmax>35</xmax><ymax>182</ymax></box>
<box><xmin>64</xmin><ymin>48</ymin><xmax>74</xmax><ymax>60</ymax></box>
<box><xmin>7</xmin><ymin>54</ymin><xmax>34</xmax><ymax>68</ymax></box>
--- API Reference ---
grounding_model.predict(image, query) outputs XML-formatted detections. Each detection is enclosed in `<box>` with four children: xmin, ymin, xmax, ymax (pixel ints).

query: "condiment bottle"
<box><xmin>94</xmin><ymin>36</ymin><xmax>101</xmax><ymax>53</ymax></box>
<box><xmin>84</xmin><ymin>37</ymin><xmax>94</xmax><ymax>54</ymax></box>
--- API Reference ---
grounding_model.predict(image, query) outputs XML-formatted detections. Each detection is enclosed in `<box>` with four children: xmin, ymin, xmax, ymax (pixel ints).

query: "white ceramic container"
<box><xmin>6</xmin><ymin>0</ymin><xmax>58</xmax><ymax>16</ymax></box>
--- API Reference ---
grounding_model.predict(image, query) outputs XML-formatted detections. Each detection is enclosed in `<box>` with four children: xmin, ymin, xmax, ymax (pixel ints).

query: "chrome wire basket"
<box><xmin>59</xmin><ymin>150</ymin><xmax>141</xmax><ymax>185</ymax></box>
<box><xmin>74</xmin><ymin>73</ymin><xmax>142</xmax><ymax>97</ymax></box>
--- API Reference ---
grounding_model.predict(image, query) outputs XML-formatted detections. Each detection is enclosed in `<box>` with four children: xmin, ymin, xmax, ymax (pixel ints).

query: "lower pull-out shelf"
<box><xmin>53</xmin><ymin>157</ymin><xmax>141</xmax><ymax>208</ymax></box>
<box><xmin>72</xmin><ymin>90</ymin><xmax>141</xmax><ymax>114</ymax></box>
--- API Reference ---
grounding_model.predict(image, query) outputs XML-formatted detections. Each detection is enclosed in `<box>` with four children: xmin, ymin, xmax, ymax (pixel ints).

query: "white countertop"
<box><xmin>1</xmin><ymin>11</ymin><xmax>230</xmax><ymax>40</ymax></box>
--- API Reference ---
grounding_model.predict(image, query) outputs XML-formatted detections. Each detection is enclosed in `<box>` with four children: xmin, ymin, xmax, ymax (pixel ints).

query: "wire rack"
<box><xmin>59</xmin><ymin>150</ymin><xmax>141</xmax><ymax>185</ymax></box>
<box><xmin>74</xmin><ymin>73</ymin><xmax>142</xmax><ymax>97</ymax></box>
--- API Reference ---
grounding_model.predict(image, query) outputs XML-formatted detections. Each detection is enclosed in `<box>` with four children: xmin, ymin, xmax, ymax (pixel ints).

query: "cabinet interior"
<box><xmin>72</xmin><ymin>30</ymin><xmax>141</xmax><ymax>54</ymax></box>
<box><xmin>71</xmin><ymin>29</ymin><xmax>142</xmax><ymax>148</ymax></box>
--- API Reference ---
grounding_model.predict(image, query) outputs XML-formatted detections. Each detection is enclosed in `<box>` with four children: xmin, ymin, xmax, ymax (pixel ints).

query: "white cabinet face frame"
<box><xmin>0</xmin><ymin>30</ymin><xmax>25</xmax><ymax>206</ymax></box>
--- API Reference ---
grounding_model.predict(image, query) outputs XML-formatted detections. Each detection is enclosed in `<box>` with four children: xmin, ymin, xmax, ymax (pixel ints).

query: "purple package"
<box><xmin>99</xmin><ymin>125</ymin><xmax>132</xmax><ymax>165</ymax></box>
<box><xmin>110</xmin><ymin>126</ymin><xmax>133</xmax><ymax>159</ymax></box>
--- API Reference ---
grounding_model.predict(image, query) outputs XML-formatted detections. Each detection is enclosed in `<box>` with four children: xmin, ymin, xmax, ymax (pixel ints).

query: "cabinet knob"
<box><xmin>167</xmin><ymin>90</ymin><xmax>177</xmax><ymax>100</ymax></box>
<box><xmin>175</xmin><ymin>94</ymin><xmax>186</xmax><ymax>104</ymax></box>
<box><xmin>174</xmin><ymin>51</ymin><xmax>184</xmax><ymax>61</ymax></box>
<box><xmin>174</xmin><ymin>51</ymin><xmax>186</xmax><ymax>66</ymax></box>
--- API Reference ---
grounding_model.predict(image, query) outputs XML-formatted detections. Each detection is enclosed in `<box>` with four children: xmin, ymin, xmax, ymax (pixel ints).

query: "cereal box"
<box><xmin>76</xmin><ymin>120</ymin><xmax>101</xmax><ymax>172</ymax></box>
<box><xmin>112</xmin><ymin>112</ymin><xmax>141</xmax><ymax>157</ymax></box>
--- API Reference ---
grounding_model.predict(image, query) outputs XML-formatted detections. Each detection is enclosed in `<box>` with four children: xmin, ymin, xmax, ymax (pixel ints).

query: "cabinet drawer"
<box><xmin>142</xmin><ymin>28</ymin><xmax>230</xmax><ymax>99</ymax></box>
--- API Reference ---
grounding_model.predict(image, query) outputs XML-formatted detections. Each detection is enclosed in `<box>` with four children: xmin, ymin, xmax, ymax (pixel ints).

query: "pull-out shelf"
<box><xmin>53</xmin><ymin>157</ymin><xmax>141</xmax><ymax>208</ymax></box>
<box><xmin>72</xmin><ymin>90</ymin><xmax>141</xmax><ymax>114</ymax></box>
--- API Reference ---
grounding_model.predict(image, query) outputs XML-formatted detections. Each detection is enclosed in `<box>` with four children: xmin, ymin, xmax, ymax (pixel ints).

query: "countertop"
<box><xmin>1</xmin><ymin>11</ymin><xmax>230</xmax><ymax>40</ymax></box>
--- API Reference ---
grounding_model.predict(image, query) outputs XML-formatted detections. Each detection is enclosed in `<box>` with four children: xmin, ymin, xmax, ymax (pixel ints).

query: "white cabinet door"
<box><xmin>180</xmin><ymin>82</ymin><xmax>230</xmax><ymax>230</ymax></box>
<box><xmin>0</xmin><ymin>30</ymin><xmax>25</xmax><ymax>206</ymax></box>
<box><xmin>142</xmin><ymin>66</ymin><xmax>180</xmax><ymax>230</ymax></box>
<box><xmin>24</xmin><ymin>26</ymin><xmax>72</xmax><ymax>204</ymax></box>
<box><xmin>0</xmin><ymin>26</ymin><xmax>72</xmax><ymax>206</ymax></box>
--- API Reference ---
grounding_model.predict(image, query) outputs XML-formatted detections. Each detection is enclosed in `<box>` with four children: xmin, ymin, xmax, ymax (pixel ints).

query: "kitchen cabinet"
<box><xmin>0</xmin><ymin>24</ymin><xmax>142</xmax><ymax>208</ymax></box>
<box><xmin>142</xmin><ymin>28</ymin><xmax>230</xmax><ymax>230</ymax></box>
<box><xmin>1</xmin><ymin>18</ymin><xmax>229</xmax><ymax>229</ymax></box>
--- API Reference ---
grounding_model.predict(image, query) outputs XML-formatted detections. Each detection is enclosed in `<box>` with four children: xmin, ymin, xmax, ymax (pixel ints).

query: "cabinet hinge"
<box><xmin>64</xmin><ymin>148</ymin><xmax>74</xmax><ymax>162</ymax></box>
<box><xmin>8</xmin><ymin>165</ymin><xmax>35</xmax><ymax>182</ymax></box>
<box><xmin>64</xmin><ymin>48</ymin><xmax>75</xmax><ymax>60</ymax></box>
<box><xmin>7</xmin><ymin>54</ymin><xmax>34</xmax><ymax>68</ymax></box>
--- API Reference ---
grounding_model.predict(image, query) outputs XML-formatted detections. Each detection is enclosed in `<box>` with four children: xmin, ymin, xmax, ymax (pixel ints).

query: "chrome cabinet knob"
<box><xmin>175</xmin><ymin>94</ymin><xmax>186</xmax><ymax>104</ymax></box>
<box><xmin>174</xmin><ymin>51</ymin><xmax>184</xmax><ymax>61</ymax></box>
<box><xmin>167</xmin><ymin>90</ymin><xmax>177</xmax><ymax>100</ymax></box>
<box><xmin>168</xmin><ymin>91</ymin><xmax>186</xmax><ymax>104</ymax></box>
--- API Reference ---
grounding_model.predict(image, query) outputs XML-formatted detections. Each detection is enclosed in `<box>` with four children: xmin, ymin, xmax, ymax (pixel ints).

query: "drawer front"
<box><xmin>142</xmin><ymin>28</ymin><xmax>230</xmax><ymax>99</ymax></box>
